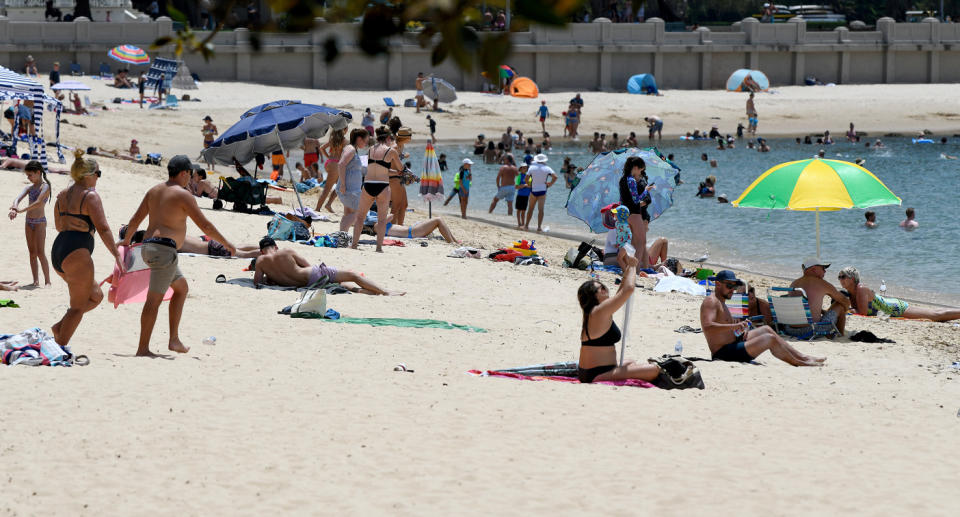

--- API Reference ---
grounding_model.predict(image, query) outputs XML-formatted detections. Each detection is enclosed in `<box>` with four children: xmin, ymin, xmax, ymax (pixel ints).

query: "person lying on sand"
<box><xmin>121</xmin><ymin>225</ymin><xmax>260</xmax><ymax>260</ymax></box>
<box><xmin>2</xmin><ymin>157</ymin><xmax>70</xmax><ymax>175</ymax></box>
<box><xmin>701</xmin><ymin>270</ymin><xmax>825</xmax><ymax>366</ymax></box>
<box><xmin>254</xmin><ymin>237</ymin><xmax>404</xmax><ymax>296</ymax></box>
<box><xmin>838</xmin><ymin>266</ymin><xmax>960</xmax><ymax>322</ymax></box>
<box><xmin>0</xmin><ymin>280</ymin><xmax>19</xmax><ymax>291</ymax></box>
<box><xmin>383</xmin><ymin>213</ymin><xmax>459</xmax><ymax>243</ymax></box>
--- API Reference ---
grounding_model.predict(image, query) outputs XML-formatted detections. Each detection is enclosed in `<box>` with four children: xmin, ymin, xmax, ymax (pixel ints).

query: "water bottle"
<box><xmin>202</xmin><ymin>336</ymin><xmax>216</xmax><ymax>346</ymax></box>
<box><xmin>879</xmin><ymin>279</ymin><xmax>887</xmax><ymax>296</ymax></box>
<box><xmin>674</xmin><ymin>340</ymin><xmax>683</xmax><ymax>356</ymax></box>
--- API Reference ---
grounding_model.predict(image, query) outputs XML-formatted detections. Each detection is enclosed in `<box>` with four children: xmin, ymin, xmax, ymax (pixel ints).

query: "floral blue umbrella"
<box><xmin>565</xmin><ymin>147</ymin><xmax>680</xmax><ymax>233</ymax></box>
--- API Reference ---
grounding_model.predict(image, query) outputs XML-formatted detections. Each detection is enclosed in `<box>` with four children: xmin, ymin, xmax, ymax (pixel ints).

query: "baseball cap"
<box><xmin>462</xmin><ymin>158</ymin><xmax>474</xmax><ymax>165</ymax></box>
<box><xmin>707</xmin><ymin>270</ymin><xmax>743</xmax><ymax>285</ymax></box>
<box><xmin>167</xmin><ymin>155</ymin><xmax>193</xmax><ymax>175</ymax></box>
<box><xmin>259</xmin><ymin>237</ymin><xmax>277</xmax><ymax>250</ymax></box>
<box><xmin>802</xmin><ymin>256</ymin><xmax>830</xmax><ymax>270</ymax></box>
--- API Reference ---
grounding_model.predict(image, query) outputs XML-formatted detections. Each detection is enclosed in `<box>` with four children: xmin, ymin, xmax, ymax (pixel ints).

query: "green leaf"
<box><xmin>431</xmin><ymin>43</ymin><xmax>448</xmax><ymax>66</ymax></box>
<box><xmin>165</xmin><ymin>3</ymin><xmax>188</xmax><ymax>24</ymax></box>
<box><xmin>152</xmin><ymin>36</ymin><xmax>173</xmax><ymax>48</ymax></box>
<box><xmin>514</xmin><ymin>0</ymin><xmax>573</xmax><ymax>26</ymax></box>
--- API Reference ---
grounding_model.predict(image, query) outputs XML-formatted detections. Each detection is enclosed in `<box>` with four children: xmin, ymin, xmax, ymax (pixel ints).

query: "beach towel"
<box><xmin>0</xmin><ymin>328</ymin><xmax>87</xmax><ymax>366</ymax></box>
<box><xmin>654</xmin><ymin>276</ymin><xmax>707</xmax><ymax>296</ymax></box>
<box><xmin>357</xmin><ymin>238</ymin><xmax>405</xmax><ymax>247</ymax></box>
<box><xmin>291</xmin><ymin>314</ymin><xmax>487</xmax><ymax>332</ymax></box>
<box><xmin>467</xmin><ymin>369</ymin><xmax>654</xmax><ymax>388</ymax></box>
<box><xmin>0</xmin><ymin>299</ymin><xmax>19</xmax><ymax>308</ymax></box>
<box><xmin>102</xmin><ymin>245</ymin><xmax>174</xmax><ymax>308</ymax></box>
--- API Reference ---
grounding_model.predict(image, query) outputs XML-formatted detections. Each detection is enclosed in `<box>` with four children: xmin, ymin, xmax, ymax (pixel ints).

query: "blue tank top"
<box><xmin>342</xmin><ymin>152</ymin><xmax>362</xmax><ymax>194</ymax></box>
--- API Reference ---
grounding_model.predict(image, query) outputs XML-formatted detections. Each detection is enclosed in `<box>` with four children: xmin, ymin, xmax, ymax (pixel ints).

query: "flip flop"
<box><xmin>215</xmin><ymin>274</ymin><xmax>226</xmax><ymax>283</ymax></box>
<box><xmin>674</xmin><ymin>325</ymin><xmax>702</xmax><ymax>334</ymax></box>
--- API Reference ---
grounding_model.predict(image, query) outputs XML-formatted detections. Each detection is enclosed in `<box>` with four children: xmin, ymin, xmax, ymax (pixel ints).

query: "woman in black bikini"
<box><xmin>352</xmin><ymin>126</ymin><xmax>403</xmax><ymax>252</ymax></box>
<box><xmin>577</xmin><ymin>252</ymin><xmax>661</xmax><ymax>384</ymax></box>
<box><xmin>50</xmin><ymin>149</ymin><xmax>122</xmax><ymax>347</ymax></box>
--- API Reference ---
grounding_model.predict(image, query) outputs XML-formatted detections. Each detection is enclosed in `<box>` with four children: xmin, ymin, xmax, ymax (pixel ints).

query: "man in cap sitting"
<box><xmin>788</xmin><ymin>257</ymin><xmax>849</xmax><ymax>337</ymax></box>
<box><xmin>700</xmin><ymin>270</ymin><xmax>825</xmax><ymax>366</ymax></box>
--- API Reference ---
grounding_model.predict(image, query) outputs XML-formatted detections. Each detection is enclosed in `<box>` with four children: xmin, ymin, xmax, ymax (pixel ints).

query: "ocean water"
<box><xmin>394</xmin><ymin>137</ymin><xmax>960</xmax><ymax>305</ymax></box>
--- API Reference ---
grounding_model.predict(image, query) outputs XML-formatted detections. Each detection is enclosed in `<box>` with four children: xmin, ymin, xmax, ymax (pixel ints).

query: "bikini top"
<box><xmin>581</xmin><ymin>320</ymin><xmax>621</xmax><ymax>347</ymax></box>
<box><xmin>368</xmin><ymin>147</ymin><xmax>394</xmax><ymax>169</ymax></box>
<box><xmin>58</xmin><ymin>189</ymin><xmax>94</xmax><ymax>233</ymax></box>
<box><xmin>28</xmin><ymin>184</ymin><xmax>44</xmax><ymax>203</ymax></box>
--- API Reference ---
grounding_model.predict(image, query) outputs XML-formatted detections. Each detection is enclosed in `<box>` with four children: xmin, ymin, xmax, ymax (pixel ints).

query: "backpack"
<box><xmin>647</xmin><ymin>355</ymin><xmax>705</xmax><ymax>390</ymax></box>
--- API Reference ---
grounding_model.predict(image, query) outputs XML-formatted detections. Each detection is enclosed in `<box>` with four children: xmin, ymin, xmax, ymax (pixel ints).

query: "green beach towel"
<box><xmin>0</xmin><ymin>300</ymin><xmax>20</xmax><ymax>308</ymax></box>
<box><xmin>290</xmin><ymin>313</ymin><xmax>486</xmax><ymax>333</ymax></box>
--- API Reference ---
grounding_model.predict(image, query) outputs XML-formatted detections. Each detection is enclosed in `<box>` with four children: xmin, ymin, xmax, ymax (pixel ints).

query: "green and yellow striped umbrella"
<box><xmin>732</xmin><ymin>158</ymin><xmax>900</xmax><ymax>256</ymax></box>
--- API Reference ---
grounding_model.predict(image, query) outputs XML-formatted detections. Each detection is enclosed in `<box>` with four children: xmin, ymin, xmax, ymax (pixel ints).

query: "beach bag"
<box><xmin>648</xmin><ymin>355</ymin><xmax>705</xmax><ymax>390</ymax></box>
<box><xmin>267</xmin><ymin>214</ymin><xmax>310</xmax><ymax>242</ymax></box>
<box><xmin>144</xmin><ymin>153</ymin><xmax>162</xmax><ymax>166</ymax></box>
<box><xmin>289</xmin><ymin>289</ymin><xmax>327</xmax><ymax>315</ymax></box>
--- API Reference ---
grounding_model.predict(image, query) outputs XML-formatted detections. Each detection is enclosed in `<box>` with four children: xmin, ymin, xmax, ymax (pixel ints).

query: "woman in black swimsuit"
<box><xmin>50</xmin><ymin>149</ymin><xmax>121</xmax><ymax>347</ymax></box>
<box><xmin>352</xmin><ymin>126</ymin><xmax>404</xmax><ymax>253</ymax></box>
<box><xmin>577</xmin><ymin>252</ymin><xmax>660</xmax><ymax>384</ymax></box>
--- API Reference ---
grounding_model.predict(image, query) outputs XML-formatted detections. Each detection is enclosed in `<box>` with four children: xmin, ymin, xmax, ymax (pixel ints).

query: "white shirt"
<box><xmin>604</xmin><ymin>229</ymin><xmax>619</xmax><ymax>255</ymax></box>
<box><xmin>527</xmin><ymin>163</ymin><xmax>556</xmax><ymax>192</ymax></box>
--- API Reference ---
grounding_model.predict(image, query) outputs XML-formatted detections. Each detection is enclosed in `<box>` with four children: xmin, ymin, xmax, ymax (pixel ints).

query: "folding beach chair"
<box><xmin>767</xmin><ymin>287</ymin><xmax>838</xmax><ymax>340</ymax></box>
<box><xmin>83</xmin><ymin>95</ymin><xmax>91</xmax><ymax>107</ymax></box>
<box><xmin>164</xmin><ymin>94</ymin><xmax>179</xmax><ymax>109</ymax></box>
<box><xmin>383</xmin><ymin>97</ymin><xmax>397</xmax><ymax>107</ymax></box>
<box><xmin>99</xmin><ymin>63</ymin><xmax>112</xmax><ymax>79</ymax></box>
<box><xmin>70</xmin><ymin>63</ymin><xmax>83</xmax><ymax>76</ymax></box>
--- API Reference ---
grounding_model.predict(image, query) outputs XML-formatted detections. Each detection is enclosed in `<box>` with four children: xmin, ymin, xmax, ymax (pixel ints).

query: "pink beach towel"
<box><xmin>468</xmin><ymin>370</ymin><xmax>654</xmax><ymax>388</ymax></box>
<box><xmin>101</xmin><ymin>245</ymin><xmax>174</xmax><ymax>308</ymax></box>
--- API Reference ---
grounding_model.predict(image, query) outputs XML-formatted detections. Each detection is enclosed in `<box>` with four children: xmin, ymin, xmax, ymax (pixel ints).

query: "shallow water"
<box><xmin>395</xmin><ymin>137</ymin><xmax>960</xmax><ymax>305</ymax></box>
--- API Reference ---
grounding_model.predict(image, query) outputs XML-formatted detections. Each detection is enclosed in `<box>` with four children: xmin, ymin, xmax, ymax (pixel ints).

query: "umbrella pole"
<box><xmin>815</xmin><ymin>210</ymin><xmax>821</xmax><ymax>258</ymax></box>
<box><xmin>429</xmin><ymin>201</ymin><xmax>432</xmax><ymax>219</ymax></box>
<box><xmin>274</xmin><ymin>128</ymin><xmax>306</xmax><ymax>214</ymax></box>
<box><xmin>619</xmin><ymin>295</ymin><xmax>634</xmax><ymax>366</ymax></box>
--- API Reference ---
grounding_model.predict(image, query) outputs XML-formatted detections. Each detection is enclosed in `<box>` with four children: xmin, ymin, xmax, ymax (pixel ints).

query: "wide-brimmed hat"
<box><xmin>397</xmin><ymin>127</ymin><xmax>412</xmax><ymax>139</ymax></box>
<box><xmin>533</xmin><ymin>153</ymin><xmax>548</xmax><ymax>163</ymax></box>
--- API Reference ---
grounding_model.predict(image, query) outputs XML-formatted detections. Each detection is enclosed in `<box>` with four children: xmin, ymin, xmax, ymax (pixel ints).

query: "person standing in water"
<box><xmin>523</xmin><ymin>154</ymin><xmax>557</xmax><ymax>232</ymax></box>
<box><xmin>489</xmin><ymin>154</ymin><xmax>518</xmax><ymax>215</ymax></box>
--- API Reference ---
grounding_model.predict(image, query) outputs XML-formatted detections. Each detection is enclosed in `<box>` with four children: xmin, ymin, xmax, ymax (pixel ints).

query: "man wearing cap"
<box><xmin>701</xmin><ymin>270</ymin><xmax>825</xmax><ymax>365</ymax></box>
<box><xmin>119</xmin><ymin>155</ymin><xmax>236</xmax><ymax>357</ymax></box>
<box><xmin>523</xmin><ymin>153</ymin><xmax>557</xmax><ymax>232</ymax></box>
<box><xmin>789</xmin><ymin>257</ymin><xmax>849</xmax><ymax>336</ymax></box>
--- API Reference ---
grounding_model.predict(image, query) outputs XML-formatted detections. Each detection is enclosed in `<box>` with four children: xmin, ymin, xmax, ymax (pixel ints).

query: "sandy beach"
<box><xmin>2</xmin><ymin>79</ymin><xmax>960</xmax><ymax>515</ymax></box>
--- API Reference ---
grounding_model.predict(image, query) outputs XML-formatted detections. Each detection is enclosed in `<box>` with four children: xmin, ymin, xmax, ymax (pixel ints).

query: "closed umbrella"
<box><xmin>419</xmin><ymin>140</ymin><xmax>444</xmax><ymax>216</ymax></box>
<box><xmin>732</xmin><ymin>158</ymin><xmax>901</xmax><ymax>257</ymax></box>
<box><xmin>424</xmin><ymin>76</ymin><xmax>457</xmax><ymax>103</ymax></box>
<box><xmin>51</xmin><ymin>81</ymin><xmax>90</xmax><ymax>91</ymax></box>
<box><xmin>108</xmin><ymin>45</ymin><xmax>150</xmax><ymax>66</ymax></box>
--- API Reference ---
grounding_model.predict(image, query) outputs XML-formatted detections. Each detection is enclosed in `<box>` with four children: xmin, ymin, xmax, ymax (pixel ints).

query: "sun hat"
<box><xmin>131</xmin><ymin>139</ymin><xmax>138</xmax><ymax>143</ymax></box>
<box><xmin>802</xmin><ymin>256</ymin><xmax>830</xmax><ymax>270</ymax></box>
<box><xmin>707</xmin><ymin>270</ymin><xmax>743</xmax><ymax>285</ymax></box>
<box><xmin>397</xmin><ymin>127</ymin><xmax>412</xmax><ymax>138</ymax></box>
<box><xmin>462</xmin><ymin>158</ymin><xmax>474</xmax><ymax>165</ymax></box>
<box><xmin>533</xmin><ymin>153</ymin><xmax>548</xmax><ymax>163</ymax></box>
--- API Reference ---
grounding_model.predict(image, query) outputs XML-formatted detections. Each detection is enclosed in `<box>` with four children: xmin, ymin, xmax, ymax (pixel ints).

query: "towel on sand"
<box><xmin>1</xmin><ymin>328</ymin><xmax>87</xmax><ymax>366</ymax></box>
<box><xmin>468</xmin><ymin>369</ymin><xmax>653</xmax><ymax>388</ymax></box>
<box><xmin>291</xmin><ymin>313</ymin><xmax>487</xmax><ymax>332</ymax></box>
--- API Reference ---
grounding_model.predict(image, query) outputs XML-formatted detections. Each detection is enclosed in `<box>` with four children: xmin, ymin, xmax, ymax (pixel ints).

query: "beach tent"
<box><xmin>726</xmin><ymin>69</ymin><xmax>769</xmax><ymax>91</ymax></box>
<box><xmin>0</xmin><ymin>65</ymin><xmax>63</xmax><ymax>168</ymax></box>
<box><xmin>510</xmin><ymin>77</ymin><xmax>539</xmax><ymax>98</ymax></box>
<box><xmin>172</xmin><ymin>60</ymin><xmax>198</xmax><ymax>90</ymax></box>
<box><xmin>627</xmin><ymin>74</ymin><xmax>659</xmax><ymax>95</ymax></box>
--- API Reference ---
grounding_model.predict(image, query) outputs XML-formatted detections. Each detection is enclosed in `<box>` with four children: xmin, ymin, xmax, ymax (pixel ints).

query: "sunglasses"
<box><xmin>722</xmin><ymin>281</ymin><xmax>740</xmax><ymax>289</ymax></box>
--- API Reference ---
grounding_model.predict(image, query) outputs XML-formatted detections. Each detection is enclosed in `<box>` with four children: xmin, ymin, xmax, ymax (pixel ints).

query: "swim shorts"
<box><xmin>495</xmin><ymin>185</ymin><xmax>514</xmax><ymax>200</ymax></box>
<box><xmin>515</xmin><ymin>195</ymin><xmax>529</xmax><ymax>211</ymax></box>
<box><xmin>308</xmin><ymin>263</ymin><xmax>338</xmax><ymax>286</ymax></box>
<box><xmin>201</xmin><ymin>236</ymin><xmax>231</xmax><ymax>257</ymax></box>
<box><xmin>304</xmin><ymin>151</ymin><xmax>319</xmax><ymax>169</ymax></box>
<box><xmin>749</xmin><ymin>117</ymin><xmax>758</xmax><ymax>126</ymax></box>
<box><xmin>711</xmin><ymin>338</ymin><xmax>755</xmax><ymax>363</ymax></box>
<box><xmin>871</xmin><ymin>295</ymin><xmax>909</xmax><ymax>317</ymax></box>
<box><xmin>141</xmin><ymin>239</ymin><xmax>183</xmax><ymax>294</ymax></box>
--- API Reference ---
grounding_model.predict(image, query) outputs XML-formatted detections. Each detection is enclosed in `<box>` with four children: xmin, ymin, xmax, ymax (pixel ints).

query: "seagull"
<box><xmin>691</xmin><ymin>251</ymin><xmax>709</xmax><ymax>263</ymax></box>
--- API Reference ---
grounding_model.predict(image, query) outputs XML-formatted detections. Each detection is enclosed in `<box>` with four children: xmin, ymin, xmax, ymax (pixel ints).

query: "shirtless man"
<box><xmin>489</xmin><ymin>155</ymin><xmax>518</xmax><ymax>215</ymax></box>
<box><xmin>788</xmin><ymin>257</ymin><xmax>849</xmax><ymax>337</ymax></box>
<box><xmin>501</xmin><ymin>126</ymin><xmax>513</xmax><ymax>152</ymax></box>
<box><xmin>2</xmin><ymin>157</ymin><xmax>70</xmax><ymax>175</ymax></box>
<box><xmin>746</xmin><ymin>93</ymin><xmax>758</xmax><ymax>135</ymax></box>
<box><xmin>119</xmin><ymin>155</ymin><xmax>236</xmax><ymax>356</ymax></box>
<box><xmin>181</xmin><ymin>235</ymin><xmax>260</xmax><ymax>258</ymax></box>
<box><xmin>254</xmin><ymin>237</ymin><xmax>403</xmax><ymax>295</ymax></box>
<box><xmin>589</xmin><ymin>132</ymin><xmax>604</xmax><ymax>153</ymax></box>
<box><xmin>415</xmin><ymin>72</ymin><xmax>425</xmax><ymax>113</ymax></box>
<box><xmin>899</xmin><ymin>207</ymin><xmax>919</xmax><ymax>230</ymax></box>
<box><xmin>302</xmin><ymin>136</ymin><xmax>320</xmax><ymax>175</ymax></box>
<box><xmin>700</xmin><ymin>270</ymin><xmax>825</xmax><ymax>366</ymax></box>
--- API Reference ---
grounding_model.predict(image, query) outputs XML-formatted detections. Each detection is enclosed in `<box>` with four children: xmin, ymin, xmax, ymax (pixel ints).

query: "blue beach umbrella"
<box><xmin>201</xmin><ymin>100</ymin><xmax>352</xmax><ymax>166</ymax></box>
<box><xmin>566</xmin><ymin>147</ymin><xmax>680</xmax><ymax>234</ymax></box>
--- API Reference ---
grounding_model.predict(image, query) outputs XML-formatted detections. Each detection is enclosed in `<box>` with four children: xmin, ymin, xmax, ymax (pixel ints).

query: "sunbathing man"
<box><xmin>254</xmin><ymin>237</ymin><xmax>404</xmax><ymax>295</ymax></box>
<box><xmin>2</xmin><ymin>157</ymin><xmax>70</xmax><ymax>175</ymax></box>
<box><xmin>122</xmin><ymin>225</ymin><xmax>260</xmax><ymax>259</ymax></box>
<box><xmin>838</xmin><ymin>266</ymin><xmax>960</xmax><ymax>322</ymax></box>
<box><xmin>789</xmin><ymin>257</ymin><xmax>849</xmax><ymax>337</ymax></box>
<box><xmin>119</xmin><ymin>155</ymin><xmax>236</xmax><ymax>356</ymax></box>
<box><xmin>701</xmin><ymin>270</ymin><xmax>825</xmax><ymax>366</ymax></box>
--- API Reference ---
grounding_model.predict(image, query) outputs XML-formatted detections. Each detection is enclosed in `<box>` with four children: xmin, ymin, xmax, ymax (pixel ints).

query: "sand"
<box><xmin>2</xmin><ymin>79</ymin><xmax>959</xmax><ymax>515</ymax></box>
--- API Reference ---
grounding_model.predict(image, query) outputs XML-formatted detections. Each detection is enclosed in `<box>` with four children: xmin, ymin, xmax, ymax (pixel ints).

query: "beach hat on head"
<box><xmin>711</xmin><ymin>123</ymin><xmax>718</xmax><ymax>129</ymax></box>
<box><xmin>26</xmin><ymin>55</ymin><xmax>34</xmax><ymax>62</ymax></box>
<box><xmin>203</xmin><ymin>115</ymin><xmax>212</xmax><ymax>121</ymax></box>
<box><xmin>397</xmin><ymin>127</ymin><xmax>412</xmax><ymax>138</ymax></box>
<box><xmin>802</xmin><ymin>256</ymin><xmax>830</xmax><ymax>270</ymax></box>
<box><xmin>167</xmin><ymin>155</ymin><xmax>193</xmax><ymax>174</ymax></box>
<box><xmin>462</xmin><ymin>158</ymin><xmax>474</xmax><ymax>165</ymax></box>
<box><xmin>708</xmin><ymin>270</ymin><xmax>743</xmax><ymax>285</ymax></box>
<box><xmin>533</xmin><ymin>153</ymin><xmax>548</xmax><ymax>163</ymax></box>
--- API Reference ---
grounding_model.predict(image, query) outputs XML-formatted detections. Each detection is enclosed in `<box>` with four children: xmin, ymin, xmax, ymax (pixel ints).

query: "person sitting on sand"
<box><xmin>68</xmin><ymin>92</ymin><xmax>89</xmax><ymax>115</ymax></box>
<box><xmin>602</xmin><ymin>227</ymin><xmax>668</xmax><ymax>269</ymax></box>
<box><xmin>188</xmin><ymin>166</ymin><xmax>219</xmax><ymax>198</ymax></box>
<box><xmin>701</xmin><ymin>270</ymin><xmax>825</xmax><ymax>366</ymax></box>
<box><xmin>113</xmin><ymin>70</ymin><xmax>133</xmax><ymax>89</ymax></box>
<box><xmin>838</xmin><ymin>266</ymin><xmax>960</xmax><ymax>322</ymax></box>
<box><xmin>2</xmin><ymin>157</ymin><xmax>70</xmax><ymax>175</ymax></box>
<box><xmin>576</xmin><ymin>253</ymin><xmax>662</xmax><ymax>383</ymax></box>
<box><xmin>864</xmin><ymin>210</ymin><xmax>878</xmax><ymax>229</ymax></box>
<box><xmin>788</xmin><ymin>257</ymin><xmax>849</xmax><ymax>337</ymax></box>
<box><xmin>254</xmin><ymin>237</ymin><xmax>403</xmax><ymax>295</ymax></box>
<box><xmin>899</xmin><ymin>207</ymin><xmax>919</xmax><ymax>231</ymax></box>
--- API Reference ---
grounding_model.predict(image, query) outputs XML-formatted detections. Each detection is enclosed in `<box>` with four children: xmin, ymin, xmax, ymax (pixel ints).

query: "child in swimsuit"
<box><xmin>8</xmin><ymin>160</ymin><xmax>52</xmax><ymax>287</ymax></box>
